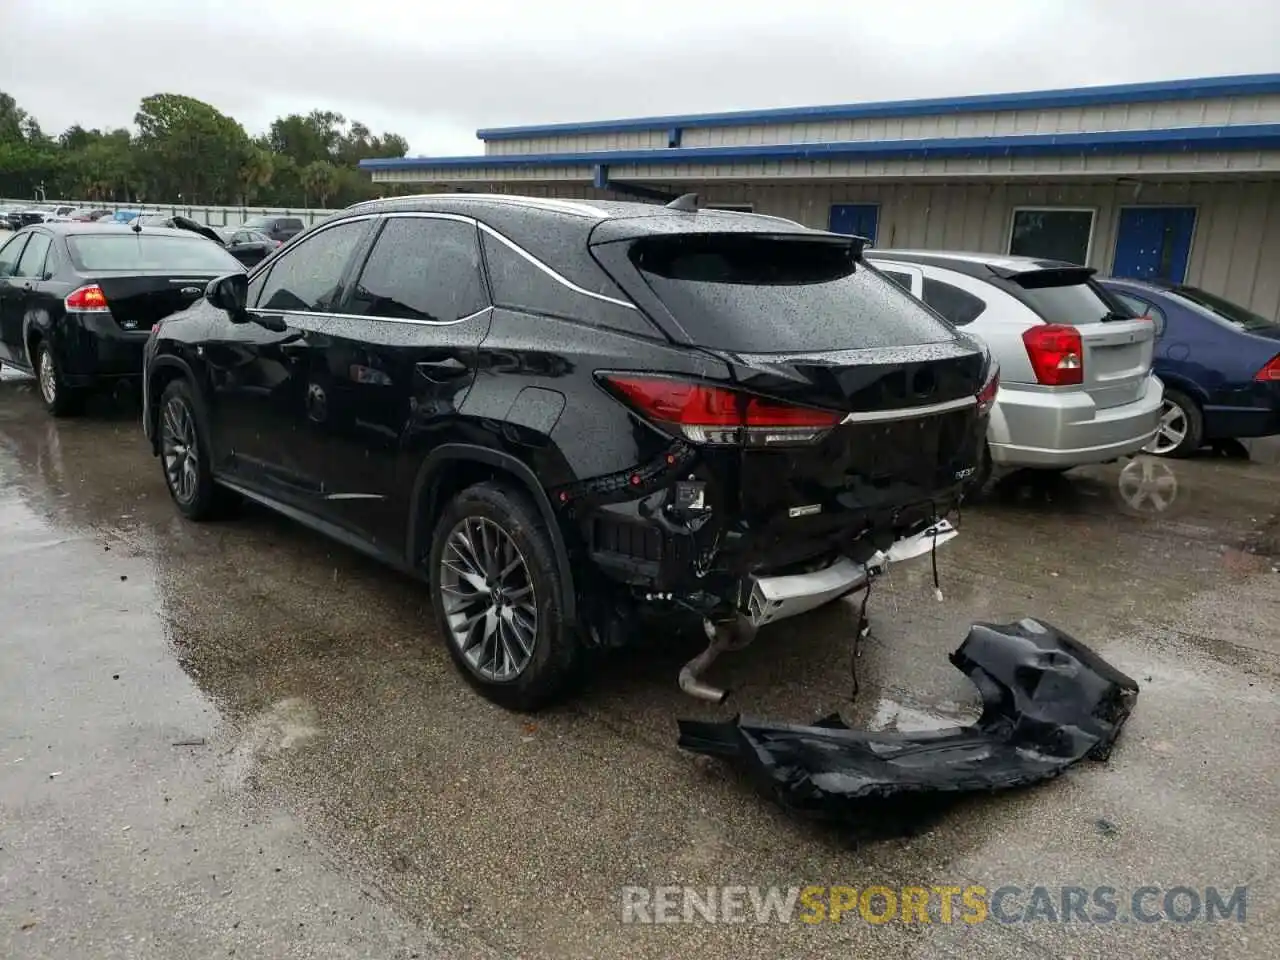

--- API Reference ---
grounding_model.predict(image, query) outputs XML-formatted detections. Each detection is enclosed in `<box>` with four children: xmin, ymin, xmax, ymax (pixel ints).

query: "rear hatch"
<box><xmin>998</xmin><ymin>266</ymin><xmax>1154</xmax><ymax>409</ymax></box>
<box><xmin>66</xmin><ymin>231</ymin><xmax>245</xmax><ymax>329</ymax></box>
<box><xmin>592</xmin><ymin>231</ymin><xmax>991</xmax><ymax>559</ymax></box>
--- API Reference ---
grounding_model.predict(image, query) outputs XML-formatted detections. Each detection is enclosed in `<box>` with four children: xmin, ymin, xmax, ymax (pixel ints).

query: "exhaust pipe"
<box><xmin>677</xmin><ymin>620</ymin><xmax>742</xmax><ymax>703</ymax></box>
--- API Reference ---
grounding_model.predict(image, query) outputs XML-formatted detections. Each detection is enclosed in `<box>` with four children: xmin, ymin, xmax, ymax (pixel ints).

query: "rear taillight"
<box><xmin>1022</xmin><ymin>324</ymin><xmax>1083</xmax><ymax>386</ymax></box>
<box><xmin>602</xmin><ymin>374</ymin><xmax>842</xmax><ymax>446</ymax></box>
<box><xmin>1256</xmin><ymin>354</ymin><xmax>1280</xmax><ymax>382</ymax></box>
<box><xmin>65</xmin><ymin>284</ymin><xmax>110</xmax><ymax>313</ymax></box>
<box><xmin>976</xmin><ymin>364</ymin><xmax>1000</xmax><ymax>415</ymax></box>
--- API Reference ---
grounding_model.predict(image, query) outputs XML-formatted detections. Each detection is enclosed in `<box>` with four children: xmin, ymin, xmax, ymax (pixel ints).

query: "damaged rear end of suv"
<box><xmin>573</xmin><ymin>209</ymin><xmax>996</xmax><ymax>702</ymax></box>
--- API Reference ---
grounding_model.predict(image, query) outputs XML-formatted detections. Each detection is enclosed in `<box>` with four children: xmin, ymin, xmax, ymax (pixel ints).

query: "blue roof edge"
<box><xmin>473</xmin><ymin>73</ymin><xmax>1280</xmax><ymax>141</ymax></box>
<box><xmin>360</xmin><ymin>123</ymin><xmax>1280</xmax><ymax>172</ymax></box>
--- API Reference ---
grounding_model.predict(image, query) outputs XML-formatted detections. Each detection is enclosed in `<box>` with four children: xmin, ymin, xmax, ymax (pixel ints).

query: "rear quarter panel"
<box><xmin>917</xmin><ymin>265</ymin><xmax>1040</xmax><ymax>384</ymax></box>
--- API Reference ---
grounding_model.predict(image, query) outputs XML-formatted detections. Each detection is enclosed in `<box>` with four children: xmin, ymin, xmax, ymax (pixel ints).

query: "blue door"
<box><xmin>829</xmin><ymin>204</ymin><xmax>879</xmax><ymax>244</ymax></box>
<box><xmin>1112</xmin><ymin>207</ymin><xmax>1197</xmax><ymax>282</ymax></box>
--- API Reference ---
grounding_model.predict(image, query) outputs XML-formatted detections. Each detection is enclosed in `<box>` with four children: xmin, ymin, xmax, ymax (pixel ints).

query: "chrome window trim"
<box><xmin>839</xmin><ymin>394</ymin><xmax>977</xmax><ymax>424</ymax></box>
<box><xmin>246</xmin><ymin>208</ymin><xmax>638</xmax><ymax>325</ymax></box>
<box><xmin>475</xmin><ymin>221</ymin><xmax>638</xmax><ymax>310</ymax></box>
<box><xmin>246</xmin><ymin>305</ymin><xmax>494</xmax><ymax>329</ymax></box>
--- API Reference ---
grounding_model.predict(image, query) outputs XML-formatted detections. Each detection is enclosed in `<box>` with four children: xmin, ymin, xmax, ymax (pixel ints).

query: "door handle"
<box><xmin>416</xmin><ymin>357</ymin><xmax>470</xmax><ymax>380</ymax></box>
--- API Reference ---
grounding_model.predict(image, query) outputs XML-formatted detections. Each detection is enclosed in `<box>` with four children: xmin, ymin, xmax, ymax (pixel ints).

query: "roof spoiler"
<box><xmin>988</xmin><ymin>264</ymin><xmax>1097</xmax><ymax>288</ymax></box>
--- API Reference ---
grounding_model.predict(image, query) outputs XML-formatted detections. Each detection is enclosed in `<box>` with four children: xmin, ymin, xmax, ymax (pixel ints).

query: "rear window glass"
<box><xmin>1173</xmin><ymin>286</ymin><xmax>1279</xmax><ymax>333</ymax></box>
<box><xmin>1009</xmin><ymin>276</ymin><xmax>1124</xmax><ymax>325</ymax></box>
<box><xmin>67</xmin><ymin>234</ymin><xmax>242</xmax><ymax>272</ymax></box>
<box><xmin>629</xmin><ymin>235</ymin><xmax>954</xmax><ymax>352</ymax></box>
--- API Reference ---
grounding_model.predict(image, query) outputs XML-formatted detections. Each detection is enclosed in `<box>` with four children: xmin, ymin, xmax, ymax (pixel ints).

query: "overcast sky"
<box><xmin>3</xmin><ymin>0</ymin><xmax>1278</xmax><ymax>157</ymax></box>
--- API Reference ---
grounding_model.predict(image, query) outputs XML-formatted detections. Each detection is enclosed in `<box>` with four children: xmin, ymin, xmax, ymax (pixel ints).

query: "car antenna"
<box><xmin>665</xmin><ymin>193</ymin><xmax>699</xmax><ymax>212</ymax></box>
<box><xmin>131</xmin><ymin>213</ymin><xmax>143</xmax><ymax>234</ymax></box>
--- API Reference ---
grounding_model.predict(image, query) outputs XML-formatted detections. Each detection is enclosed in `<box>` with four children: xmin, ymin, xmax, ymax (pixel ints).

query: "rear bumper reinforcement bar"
<box><xmin>677</xmin><ymin>519</ymin><xmax>958</xmax><ymax>701</ymax></box>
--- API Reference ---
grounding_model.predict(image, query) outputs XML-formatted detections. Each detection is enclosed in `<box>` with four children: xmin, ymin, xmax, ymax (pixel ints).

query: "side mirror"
<box><xmin>206</xmin><ymin>273</ymin><xmax>249</xmax><ymax>321</ymax></box>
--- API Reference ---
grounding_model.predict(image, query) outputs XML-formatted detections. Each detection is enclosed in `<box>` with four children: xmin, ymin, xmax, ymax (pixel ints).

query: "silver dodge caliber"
<box><xmin>867</xmin><ymin>251</ymin><xmax>1162</xmax><ymax>480</ymax></box>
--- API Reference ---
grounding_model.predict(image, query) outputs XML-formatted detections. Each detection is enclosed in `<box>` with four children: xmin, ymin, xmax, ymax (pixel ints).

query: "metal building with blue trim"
<box><xmin>361</xmin><ymin>73</ymin><xmax>1280</xmax><ymax>319</ymax></box>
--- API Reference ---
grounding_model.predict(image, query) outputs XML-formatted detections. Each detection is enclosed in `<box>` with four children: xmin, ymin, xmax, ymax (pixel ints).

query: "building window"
<box><xmin>1008</xmin><ymin>208</ymin><xmax>1094</xmax><ymax>266</ymax></box>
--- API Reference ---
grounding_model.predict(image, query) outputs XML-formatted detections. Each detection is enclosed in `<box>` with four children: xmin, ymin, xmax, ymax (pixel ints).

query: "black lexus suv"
<box><xmin>142</xmin><ymin>194</ymin><xmax>995</xmax><ymax>709</ymax></box>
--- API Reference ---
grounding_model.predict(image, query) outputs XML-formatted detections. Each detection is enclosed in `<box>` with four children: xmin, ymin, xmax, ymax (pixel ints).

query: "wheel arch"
<box><xmin>145</xmin><ymin>355</ymin><xmax>203</xmax><ymax>454</ymax></box>
<box><xmin>409</xmin><ymin>444</ymin><xmax>576</xmax><ymax>622</ymax></box>
<box><xmin>1154</xmin><ymin>372</ymin><xmax>1209</xmax><ymax>406</ymax></box>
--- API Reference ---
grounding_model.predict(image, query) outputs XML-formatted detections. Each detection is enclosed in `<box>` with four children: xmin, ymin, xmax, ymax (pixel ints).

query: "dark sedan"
<box><xmin>1101</xmin><ymin>278</ymin><xmax>1280</xmax><ymax>456</ymax></box>
<box><xmin>0</xmin><ymin>222</ymin><xmax>245</xmax><ymax>416</ymax></box>
<box><xmin>218</xmin><ymin>227</ymin><xmax>280</xmax><ymax>267</ymax></box>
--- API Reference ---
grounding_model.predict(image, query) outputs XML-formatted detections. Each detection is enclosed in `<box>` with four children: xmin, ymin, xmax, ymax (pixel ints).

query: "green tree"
<box><xmin>299</xmin><ymin>160</ymin><xmax>339</xmax><ymax>208</ymax></box>
<box><xmin>134</xmin><ymin>93</ymin><xmax>250</xmax><ymax>203</ymax></box>
<box><xmin>236</xmin><ymin>144</ymin><xmax>275</xmax><ymax>205</ymax></box>
<box><xmin>0</xmin><ymin>91</ymin><xmax>30</xmax><ymax>144</ymax></box>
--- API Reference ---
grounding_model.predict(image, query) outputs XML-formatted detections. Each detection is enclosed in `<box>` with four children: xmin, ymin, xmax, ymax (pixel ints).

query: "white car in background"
<box><xmin>867</xmin><ymin>251</ymin><xmax>1162</xmax><ymax>483</ymax></box>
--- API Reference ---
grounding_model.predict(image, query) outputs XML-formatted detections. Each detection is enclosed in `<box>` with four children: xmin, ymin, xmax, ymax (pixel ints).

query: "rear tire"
<box><xmin>1145</xmin><ymin>389</ymin><xmax>1203</xmax><ymax>458</ymax></box>
<box><xmin>428</xmin><ymin>481</ymin><xmax>580</xmax><ymax>711</ymax></box>
<box><xmin>34</xmin><ymin>341</ymin><xmax>84</xmax><ymax>418</ymax></box>
<box><xmin>158</xmin><ymin>379</ymin><xmax>232</xmax><ymax>520</ymax></box>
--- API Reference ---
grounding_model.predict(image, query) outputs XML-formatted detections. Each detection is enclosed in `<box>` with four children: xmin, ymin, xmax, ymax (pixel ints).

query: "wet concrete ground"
<box><xmin>1</xmin><ymin>370</ymin><xmax>1277</xmax><ymax>959</ymax></box>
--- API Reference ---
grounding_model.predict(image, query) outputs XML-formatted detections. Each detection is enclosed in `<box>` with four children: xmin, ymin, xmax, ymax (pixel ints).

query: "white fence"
<box><xmin>1</xmin><ymin>198</ymin><xmax>339</xmax><ymax>229</ymax></box>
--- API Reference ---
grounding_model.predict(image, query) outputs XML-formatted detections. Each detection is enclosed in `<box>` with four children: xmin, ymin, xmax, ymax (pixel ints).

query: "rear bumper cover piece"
<box><xmin>677</xmin><ymin>618</ymin><xmax>1138</xmax><ymax>819</ymax></box>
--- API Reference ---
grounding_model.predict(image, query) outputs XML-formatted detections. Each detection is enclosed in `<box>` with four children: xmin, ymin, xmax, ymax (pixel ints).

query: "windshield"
<box><xmin>67</xmin><ymin>234</ymin><xmax>242</xmax><ymax>272</ymax></box>
<box><xmin>629</xmin><ymin>234</ymin><xmax>954</xmax><ymax>352</ymax></box>
<box><xmin>1173</xmin><ymin>286</ymin><xmax>1279</xmax><ymax>333</ymax></box>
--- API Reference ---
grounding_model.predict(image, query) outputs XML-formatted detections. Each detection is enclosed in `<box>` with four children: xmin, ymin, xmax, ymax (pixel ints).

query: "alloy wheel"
<box><xmin>37</xmin><ymin>349</ymin><xmax>57</xmax><ymax>404</ymax></box>
<box><xmin>1145</xmin><ymin>400</ymin><xmax>1188</xmax><ymax>456</ymax></box>
<box><xmin>438</xmin><ymin>516</ymin><xmax>538</xmax><ymax>682</ymax></box>
<box><xmin>160</xmin><ymin>396</ymin><xmax>200</xmax><ymax>504</ymax></box>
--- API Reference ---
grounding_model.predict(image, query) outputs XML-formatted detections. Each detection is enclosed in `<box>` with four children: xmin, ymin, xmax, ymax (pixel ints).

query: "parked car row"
<box><xmin>2</xmin><ymin>204</ymin><xmax>306</xmax><ymax>246</ymax></box>
<box><xmin>1</xmin><ymin>195</ymin><xmax>1277</xmax><ymax>713</ymax></box>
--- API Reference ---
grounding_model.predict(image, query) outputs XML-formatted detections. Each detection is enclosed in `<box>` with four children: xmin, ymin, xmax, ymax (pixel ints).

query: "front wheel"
<box><xmin>428</xmin><ymin>481</ymin><xmax>580</xmax><ymax>711</ymax></box>
<box><xmin>1144</xmin><ymin>389</ymin><xmax>1203</xmax><ymax>458</ymax></box>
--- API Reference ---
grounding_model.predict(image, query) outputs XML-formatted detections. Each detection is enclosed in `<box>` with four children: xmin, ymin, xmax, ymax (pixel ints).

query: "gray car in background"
<box><xmin>867</xmin><ymin>251</ymin><xmax>1162</xmax><ymax>481</ymax></box>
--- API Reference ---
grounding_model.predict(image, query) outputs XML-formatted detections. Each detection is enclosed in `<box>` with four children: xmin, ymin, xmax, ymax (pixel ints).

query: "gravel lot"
<box><xmin>2</xmin><ymin>371</ymin><xmax>1277</xmax><ymax>959</ymax></box>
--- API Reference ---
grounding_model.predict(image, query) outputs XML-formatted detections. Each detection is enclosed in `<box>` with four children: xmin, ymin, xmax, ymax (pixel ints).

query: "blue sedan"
<box><xmin>1100</xmin><ymin>278</ymin><xmax>1280</xmax><ymax>456</ymax></box>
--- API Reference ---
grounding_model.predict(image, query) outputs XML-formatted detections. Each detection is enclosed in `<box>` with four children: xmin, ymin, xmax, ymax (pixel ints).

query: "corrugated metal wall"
<box><xmin>715</xmin><ymin>180</ymin><xmax>1280</xmax><ymax>320</ymax></box>
<box><xmin>371</xmin><ymin>150</ymin><xmax>1280</xmax><ymax>184</ymax></box>
<box><xmin>436</xmin><ymin>178</ymin><xmax>1280</xmax><ymax>321</ymax></box>
<box><xmin>482</xmin><ymin>93</ymin><xmax>1280</xmax><ymax>156</ymax></box>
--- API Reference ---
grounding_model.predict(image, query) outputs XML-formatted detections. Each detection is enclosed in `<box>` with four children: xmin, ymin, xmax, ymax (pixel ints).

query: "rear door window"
<box><xmin>256</xmin><ymin>220</ymin><xmax>369</xmax><ymax>313</ymax></box>
<box><xmin>628</xmin><ymin>235</ymin><xmax>953</xmax><ymax>353</ymax></box>
<box><xmin>0</xmin><ymin>234</ymin><xmax>28</xmax><ymax>277</ymax></box>
<box><xmin>1112</xmin><ymin>292</ymin><xmax>1166</xmax><ymax>336</ymax></box>
<box><xmin>14</xmin><ymin>233</ymin><xmax>52</xmax><ymax>278</ymax></box>
<box><xmin>344</xmin><ymin>217</ymin><xmax>487</xmax><ymax>323</ymax></box>
<box><xmin>921</xmin><ymin>276</ymin><xmax>986</xmax><ymax>326</ymax></box>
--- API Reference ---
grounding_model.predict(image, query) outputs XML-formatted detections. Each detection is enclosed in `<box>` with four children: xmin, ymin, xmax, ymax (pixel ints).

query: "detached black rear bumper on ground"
<box><xmin>678</xmin><ymin>618</ymin><xmax>1139</xmax><ymax>820</ymax></box>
